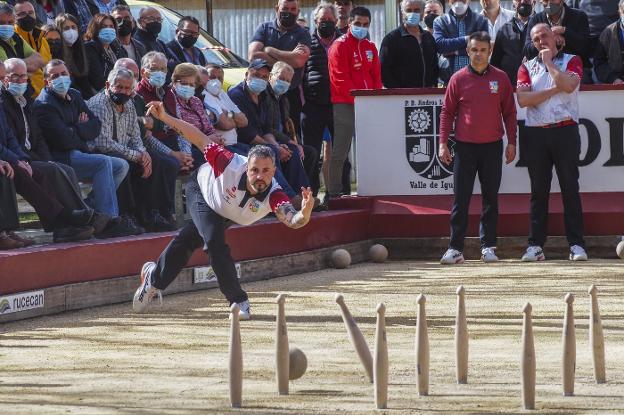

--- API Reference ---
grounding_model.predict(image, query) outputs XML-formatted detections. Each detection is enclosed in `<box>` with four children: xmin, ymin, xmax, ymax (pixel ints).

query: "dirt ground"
<box><xmin>1</xmin><ymin>259</ymin><xmax>624</xmax><ymax>414</ymax></box>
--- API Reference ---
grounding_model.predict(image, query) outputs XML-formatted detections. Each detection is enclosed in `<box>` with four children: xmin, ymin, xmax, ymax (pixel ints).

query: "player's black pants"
<box><xmin>449</xmin><ymin>139</ymin><xmax>503</xmax><ymax>252</ymax></box>
<box><xmin>525</xmin><ymin>124</ymin><xmax>585</xmax><ymax>248</ymax></box>
<box><xmin>151</xmin><ymin>170</ymin><xmax>247</xmax><ymax>304</ymax></box>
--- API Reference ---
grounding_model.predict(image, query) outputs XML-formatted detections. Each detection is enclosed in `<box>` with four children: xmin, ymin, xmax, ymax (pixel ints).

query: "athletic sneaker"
<box><xmin>440</xmin><ymin>249</ymin><xmax>465</xmax><ymax>265</ymax></box>
<box><xmin>230</xmin><ymin>300</ymin><xmax>251</xmax><ymax>320</ymax></box>
<box><xmin>132</xmin><ymin>262</ymin><xmax>162</xmax><ymax>313</ymax></box>
<box><xmin>481</xmin><ymin>247</ymin><xmax>499</xmax><ymax>263</ymax></box>
<box><xmin>521</xmin><ymin>246</ymin><xmax>546</xmax><ymax>262</ymax></box>
<box><xmin>569</xmin><ymin>245</ymin><xmax>588</xmax><ymax>261</ymax></box>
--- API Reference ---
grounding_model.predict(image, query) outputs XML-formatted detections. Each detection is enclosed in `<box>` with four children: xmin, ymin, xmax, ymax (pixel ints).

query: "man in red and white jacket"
<box><xmin>327</xmin><ymin>6</ymin><xmax>382</xmax><ymax>198</ymax></box>
<box><xmin>132</xmin><ymin>102</ymin><xmax>315</xmax><ymax>319</ymax></box>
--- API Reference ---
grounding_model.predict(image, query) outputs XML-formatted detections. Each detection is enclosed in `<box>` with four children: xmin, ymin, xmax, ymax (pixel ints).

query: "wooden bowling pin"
<box><xmin>455</xmin><ymin>286</ymin><xmax>469</xmax><ymax>384</ymax></box>
<box><xmin>588</xmin><ymin>285</ymin><xmax>606</xmax><ymax>383</ymax></box>
<box><xmin>562</xmin><ymin>293</ymin><xmax>576</xmax><ymax>396</ymax></box>
<box><xmin>415</xmin><ymin>294</ymin><xmax>430</xmax><ymax>396</ymax></box>
<box><xmin>335</xmin><ymin>293</ymin><xmax>374</xmax><ymax>383</ymax></box>
<box><xmin>521</xmin><ymin>302</ymin><xmax>536</xmax><ymax>410</ymax></box>
<box><xmin>374</xmin><ymin>303</ymin><xmax>388</xmax><ymax>409</ymax></box>
<box><xmin>229</xmin><ymin>304</ymin><xmax>243</xmax><ymax>408</ymax></box>
<box><xmin>276</xmin><ymin>294</ymin><xmax>289</xmax><ymax>395</ymax></box>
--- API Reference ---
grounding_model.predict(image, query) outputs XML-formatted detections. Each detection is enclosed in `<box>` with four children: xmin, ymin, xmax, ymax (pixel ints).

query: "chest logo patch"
<box><xmin>249</xmin><ymin>200</ymin><xmax>260</xmax><ymax>213</ymax></box>
<box><xmin>489</xmin><ymin>81</ymin><xmax>499</xmax><ymax>94</ymax></box>
<box><xmin>366</xmin><ymin>50</ymin><xmax>373</xmax><ymax>62</ymax></box>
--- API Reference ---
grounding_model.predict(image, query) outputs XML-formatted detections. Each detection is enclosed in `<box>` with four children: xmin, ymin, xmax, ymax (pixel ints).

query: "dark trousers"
<box><xmin>0</xmin><ymin>174</ymin><xmax>19</xmax><ymax>231</ymax></box>
<box><xmin>449</xmin><ymin>140</ymin><xmax>503</xmax><ymax>251</ymax></box>
<box><xmin>151</xmin><ymin>171</ymin><xmax>247</xmax><ymax>304</ymax></box>
<box><xmin>525</xmin><ymin>125</ymin><xmax>585</xmax><ymax>248</ymax></box>
<box><xmin>286</xmin><ymin>87</ymin><xmax>303</xmax><ymax>140</ymax></box>
<box><xmin>12</xmin><ymin>163</ymin><xmax>65</xmax><ymax>230</ymax></box>
<box><xmin>32</xmin><ymin>161</ymin><xmax>86</xmax><ymax>211</ymax></box>
<box><xmin>267</xmin><ymin>143</ymin><xmax>310</xmax><ymax>191</ymax></box>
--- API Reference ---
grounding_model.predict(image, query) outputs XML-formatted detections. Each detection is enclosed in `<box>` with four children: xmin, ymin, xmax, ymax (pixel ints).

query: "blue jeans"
<box><xmin>69</xmin><ymin>150</ymin><xmax>129</xmax><ymax>216</ymax></box>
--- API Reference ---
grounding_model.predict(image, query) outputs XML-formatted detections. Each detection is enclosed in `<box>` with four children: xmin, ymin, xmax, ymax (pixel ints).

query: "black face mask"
<box><xmin>544</xmin><ymin>3</ymin><xmax>562</xmax><ymax>16</ymax></box>
<box><xmin>178</xmin><ymin>34</ymin><xmax>197</xmax><ymax>48</ymax></box>
<box><xmin>424</xmin><ymin>13</ymin><xmax>438</xmax><ymax>29</ymax></box>
<box><xmin>118</xmin><ymin>20</ymin><xmax>133</xmax><ymax>36</ymax></box>
<box><xmin>279</xmin><ymin>11</ymin><xmax>297</xmax><ymax>28</ymax></box>
<box><xmin>145</xmin><ymin>21</ymin><xmax>162</xmax><ymax>37</ymax></box>
<box><xmin>47</xmin><ymin>39</ymin><xmax>63</xmax><ymax>58</ymax></box>
<box><xmin>17</xmin><ymin>15</ymin><xmax>36</xmax><ymax>32</ymax></box>
<box><xmin>517</xmin><ymin>3</ymin><xmax>533</xmax><ymax>17</ymax></box>
<box><xmin>317</xmin><ymin>21</ymin><xmax>336</xmax><ymax>38</ymax></box>
<box><xmin>109</xmin><ymin>91</ymin><xmax>131</xmax><ymax>105</ymax></box>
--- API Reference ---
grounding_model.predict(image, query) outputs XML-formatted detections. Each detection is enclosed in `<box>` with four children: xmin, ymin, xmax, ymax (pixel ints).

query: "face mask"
<box><xmin>350</xmin><ymin>25</ymin><xmax>368</xmax><ymax>40</ymax></box>
<box><xmin>405</xmin><ymin>12</ymin><xmax>421</xmax><ymax>26</ymax></box>
<box><xmin>178</xmin><ymin>34</ymin><xmax>197</xmax><ymax>48</ymax></box>
<box><xmin>621</xmin><ymin>16</ymin><xmax>624</xmax><ymax>27</ymax></box>
<box><xmin>424</xmin><ymin>13</ymin><xmax>437</xmax><ymax>28</ymax></box>
<box><xmin>98</xmin><ymin>27</ymin><xmax>117</xmax><ymax>44</ymax></box>
<box><xmin>62</xmin><ymin>28</ymin><xmax>78</xmax><ymax>45</ymax></box>
<box><xmin>148</xmin><ymin>70</ymin><xmax>166</xmax><ymax>88</ymax></box>
<box><xmin>50</xmin><ymin>75</ymin><xmax>71</xmax><ymax>95</ymax></box>
<box><xmin>7</xmin><ymin>82</ymin><xmax>27</xmax><ymax>97</ymax></box>
<box><xmin>272</xmin><ymin>78</ymin><xmax>290</xmax><ymax>96</ymax></box>
<box><xmin>544</xmin><ymin>3</ymin><xmax>561</xmax><ymax>16</ymax></box>
<box><xmin>451</xmin><ymin>1</ymin><xmax>468</xmax><ymax>15</ymax></box>
<box><xmin>279</xmin><ymin>11</ymin><xmax>297</xmax><ymax>28</ymax></box>
<box><xmin>109</xmin><ymin>90</ymin><xmax>131</xmax><ymax>105</ymax></box>
<box><xmin>117</xmin><ymin>20</ymin><xmax>133</xmax><ymax>37</ymax></box>
<box><xmin>206</xmin><ymin>78</ymin><xmax>222</xmax><ymax>96</ymax></box>
<box><xmin>517</xmin><ymin>3</ymin><xmax>533</xmax><ymax>17</ymax></box>
<box><xmin>47</xmin><ymin>39</ymin><xmax>63</xmax><ymax>57</ymax></box>
<box><xmin>174</xmin><ymin>83</ymin><xmax>195</xmax><ymax>100</ymax></box>
<box><xmin>247</xmin><ymin>77</ymin><xmax>267</xmax><ymax>94</ymax></box>
<box><xmin>0</xmin><ymin>25</ymin><xmax>14</xmax><ymax>40</ymax></box>
<box><xmin>317</xmin><ymin>20</ymin><xmax>336</xmax><ymax>38</ymax></box>
<box><xmin>17</xmin><ymin>15</ymin><xmax>36</xmax><ymax>32</ymax></box>
<box><xmin>145</xmin><ymin>21</ymin><xmax>162</xmax><ymax>36</ymax></box>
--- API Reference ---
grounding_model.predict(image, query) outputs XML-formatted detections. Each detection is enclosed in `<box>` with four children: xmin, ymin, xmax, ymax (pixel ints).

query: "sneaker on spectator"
<box><xmin>142</xmin><ymin>210</ymin><xmax>177</xmax><ymax>232</ymax></box>
<box><xmin>440</xmin><ymin>248</ymin><xmax>464</xmax><ymax>265</ymax></box>
<box><xmin>133</xmin><ymin>262</ymin><xmax>162</xmax><ymax>313</ymax></box>
<box><xmin>123</xmin><ymin>215</ymin><xmax>145</xmax><ymax>235</ymax></box>
<box><xmin>229</xmin><ymin>300</ymin><xmax>251</xmax><ymax>320</ymax></box>
<box><xmin>521</xmin><ymin>246</ymin><xmax>545</xmax><ymax>262</ymax></box>
<box><xmin>53</xmin><ymin>226</ymin><xmax>94</xmax><ymax>243</ymax></box>
<box><xmin>67</xmin><ymin>208</ymin><xmax>95</xmax><ymax>227</ymax></box>
<box><xmin>569</xmin><ymin>245</ymin><xmax>588</xmax><ymax>261</ymax></box>
<box><xmin>481</xmin><ymin>247</ymin><xmax>499</xmax><ymax>263</ymax></box>
<box><xmin>95</xmin><ymin>217</ymin><xmax>135</xmax><ymax>239</ymax></box>
<box><xmin>7</xmin><ymin>231</ymin><xmax>35</xmax><ymax>247</ymax></box>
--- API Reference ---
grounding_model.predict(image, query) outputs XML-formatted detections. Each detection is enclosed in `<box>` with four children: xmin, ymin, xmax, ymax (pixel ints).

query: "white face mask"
<box><xmin>62</xmin><ymin>28</ymin><xmax>78</xmax><ymax>46</ymax></box>
<box><xmin>451</xmin><ymin>1</ymin><xmax>468</xmax><ymax>15</ymax></box>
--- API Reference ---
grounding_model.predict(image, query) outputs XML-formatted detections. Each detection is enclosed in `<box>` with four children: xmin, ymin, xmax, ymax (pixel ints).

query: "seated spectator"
<box><xmin>59</xmin><ymin>0</ymin><xmax>92</xmax><ymax>33</ymax></box>
<box><xmin>33</xmin><ymin>59</ymin><xmax>130</xmax><ymax>225</ymax></box>
<box><xmin>91</xmin><ymin>0</ymin><xmax>127</xmax><ymax>15</ymax></box>
<box><xmin>165</xmin><ymin>16</ymin><xmax>206</xmax><ymax>74</ymax></box>
<box><xmin>566</xmin><ymin>0</ymin><xmax>619</xmax><ymax>59</ymax></box>
<box><xmin>41</xmin><ymin>23</ymin><xmax>62</xmax><ymax>58</ymax></box>
<box><xmin>423</xmin><ymin>0</ymin><xmax>452</xmax><ymax>85</ymax></box>
<box><xmin>1</xmin><ymin>57</ymin><xmax>110</xmax><ymax>235</ymax></box>
<box><xmin>380</xmin><ymin>0</ymin><xmax>439</xmax><ymax>88</ymax></box>
<box><xmin>433</xmin><ymin>0</ymin><xmax>488</xmax><ymax>75</ymax></box>
<box><xmin>14</xmin><ymin>0</ymin><xmax>51</xmax><ymax>97</ymax></box>
<box><xmin>480</xmin><ymin>0</ymin><xmax>515</xmax><ymax>40</ymax></box>
<box><xmin>111</xmin><ymin>5</ymin><xmax>145</xmax><ymax>68</ymax></box>
<box><xmin>523</xmin><ymin>0</ymin><xmax>592</xmax><ymax>83</ymax></box>
<box><xmin>593</xmin><ymin>0</ymin><xmax>624</xmax><ymax>84</ymax></box>
<box><xmin>0</xmin><ymin>159</ymin><xmax>34</xmax><ymax>249</ymax></box>
<box><xmin>55</xmin><ymin>13</ymin><xmax>92</xmax><ymax>96</ymax></box>
<box><xmin>32</xmin><ymin>0</ymin><xmax>64</xmax><ymax>26</ymax></box>
<box><xmin>491</xmin><ymin>0</ymin><xmax>535</xmax><ymax>84</ymax></box>
<box><xmin>84</xmin><ymin>13</ymin><xmax>125</xmax><ymax>96</ymax></box>
<box><xmin>133</xmin><ymin>6</ymin><xmax>167</xmax><ymax>54</ymax></box>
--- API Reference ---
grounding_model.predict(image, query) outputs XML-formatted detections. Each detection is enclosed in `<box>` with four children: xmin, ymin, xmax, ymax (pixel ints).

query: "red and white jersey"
<box><xmin>197</xmin><ymin>143</ymin><xmax>290</xmax><ymax>225</ymax></box>
<box><xmin>517</xmin><ymin>53</ymin><xmax>582</xmax><ymax>127</ymax></box>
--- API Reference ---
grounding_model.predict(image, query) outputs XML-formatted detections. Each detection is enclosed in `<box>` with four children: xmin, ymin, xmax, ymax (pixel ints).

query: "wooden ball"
<box><xmin>331</xmin><ymin>249</ymin><xmax>351</xmax><ymax>269</ymax></box>
<box><xmin>289</xmin><ymin>346</ymin><xmax>307</xmax><ymax>380</ymax></box>
<box><xmin>369</xmin><ymin>244</ymin><xmax>388</xmax><ymax>263</ymax></box>
<box><xmin>617</xmin><ymin>240</ymin><xmax>624</xmax><ymax>259</ymax></box>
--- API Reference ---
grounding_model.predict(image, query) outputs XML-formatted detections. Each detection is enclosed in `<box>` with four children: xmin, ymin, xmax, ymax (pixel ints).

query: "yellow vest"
<box><xmin>15</xmin><ymin>25</ymin><xmax>51</xmax><ymax>98</ymax></box>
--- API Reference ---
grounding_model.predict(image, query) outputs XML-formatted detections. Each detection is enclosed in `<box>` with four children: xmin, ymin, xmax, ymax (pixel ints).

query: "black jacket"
<box><xmin>491</xmin><ymin>18</ymin><xmax>528</xmax><ymax>85</ymax></box>
<box><xmin>133</xmin><ymin>28</ymin><xmax>168</xmax><ymax>55</ymax></box>
<box><xmin>302</xmin><ymin>31</ymin><xmax>336</xmax><ymax>106</ymax></box>
<box><xmin>565</xmin><ymin>0</ymin><xmax>619</xmax><ymax>38</ymax></box>
<box><xmin>84</xmin><ymin>38</ymin><xmax>126</xmax><ymax>98</ymax></box>
<box><xmin>165</xmin><ymin>39</ymin><xmax>207</xmax><ymax>74</ymax></box>
<box><xmin>594</xmin><ymin>20</ymin><xmax>624</xmax><ymax>83</ymax></box>
<box><xmin>62</xmin><ymin>0</ymin><xmax>127</xmax><ymax>22</ymax></box>
<box><xmin>120</xmin><ymin>38</ymin><xmax>148</xmax><ymax>69</ymax></box>
<box><xmin>380</xmin><ymin>25</ymin><xmax>439</xmax><ymax>88</ymax></box>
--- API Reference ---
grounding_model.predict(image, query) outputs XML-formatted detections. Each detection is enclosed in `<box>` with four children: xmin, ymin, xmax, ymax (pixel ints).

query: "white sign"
<box><xmin>193</xmin><ymin>263</ymin><xmax>242</xmax><ymax>284</ymax></box>
<box><xmin>0</xmin><ymin>290</ymin><xmax>44</xmax><ymax>315</ymax></box>
<box><xmin>355</xmin><ymin>90</ymin><xmax>624</xmax><ymax>195</ymax></box>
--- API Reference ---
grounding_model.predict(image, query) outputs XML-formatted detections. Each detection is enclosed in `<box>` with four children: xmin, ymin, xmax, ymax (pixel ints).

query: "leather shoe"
<box><xmin>53</xmin><ymin>226</ymin><xmax>94</xmax><ymax>243</ymax></box>
<box><xmin>89</xmin><ymin>212</ymin><xmax>111</xmax><ymax>234</ymax></box>
<box><xmin>7</xmin><ymin>231</ymin><xmax>35</xmax><ymax>247</ymax></box>
<box><xmin>0</xmin><ymin>232</ymin><xmax>23</xmax><ymax>250</ymax></box>
<box><xmin>68</xmin><ymin>209</ymin><xmax>94</xmax><ymax>227</ymax></box>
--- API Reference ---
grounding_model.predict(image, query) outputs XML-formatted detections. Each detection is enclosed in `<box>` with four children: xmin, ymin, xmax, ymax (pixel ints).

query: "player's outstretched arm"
<box><xmin>146</xmin><ymin>102</ymin><xmax>213</xmax><ymax>150</ymax></box>
<box><xmin>275</xmin><ymin>187</ymin><xmax>314</xmax><ymax>229</ymax></box>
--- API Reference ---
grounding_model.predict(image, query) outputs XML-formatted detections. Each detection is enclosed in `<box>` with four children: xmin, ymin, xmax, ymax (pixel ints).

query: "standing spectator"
<box><xmin>111</xmin><ymin>5</ymin><xmax>145</xmax><ymax>68</ymax></box>
<box><xmin>133</xmin><ymin>6</ymin><xmax>167</xmax><ymax>55</ymax></box>
<box><xmin>517</xmin><ymin>23</ymin><xmax>587</xmax><ymax>261</ymax></box>
<box><xmin>438</xmin><ymin>31</ymin><xmax>517</xmax><ymax>264</ymax></box>
<box><xmin>593</xmin><ymin>0</ymin><xmax>624</xmax><ymax>84</ymax></box>
<box><xmin>327</xmin><ymin>6</ymin><xmax>381</xmax><ymax>198</ymax></box>
<box><xmin>523</xmin><ymin>0</ymin><xmax>592</xmax><ymax>83</ymax></box>
<box><xmin>31</xmin><ymin>0</ymin><xmax>64</xmax><ymax>26</ymax></box>
<box><xmin>14</xmin><ymin>0</ymin><xmax>50</xmax><ymax>97</ymax></box>
<box><xmin>423</xmin><ymin>0</ymin><xmax>452</xmax><ymax>85</ymax></box>
<box><xmin>433</xmin><ymin>0</ymin><xmax>488</xmax><ymax>75</ymax></box>
<box><xmin>248</xmin><ymin>0</ymin><xmax>311</xmax><ymax>140</ymax></box>
<box><xmin>84</xmin><ymin>13</ymin><xmax>125</xmax><ymax>97</ymax></box>
<box><xmin>165</xmin><ymin>16</ymin><xmax>206</xmax><ymax>72</ymax></box>
<box><xmin>0</xmin><ymin>160</ymin><xmax>31</xmax><ymax>249</ymax></box>
<box><xmin>41</xmin><ymin>23</ymin><xmax>61</xmax><ymax>58</ymax></box>
<box><xmin>566</xmin><ymin>0</ymin><xmax>619</xmax><ymax>59</ymax></box>
<box><xmin>491</xmin><ymin>0</ymin><xmax>535</xmax><ymax>84</ymax></box>
<box><xmin>335</xmin><ymin>0</ymin><xmax>353</xmax><ymax>35</ymax></box>
<box><xmin>61</xmin><ymin>0</ymin><xmax>93</xmax><ymax>33</ymax></box>
<box><xmin>480</xmin><ymin>0</ymin><xmax>515</xmax><ymax>40</ymax></box>
<box><xmin>54</xmin><ymin>13</ymin><xmax>91</xmax><ymax>97</ymax></box>
<box><xmin>380</xmin><ymin>0</ymin><xmax>439</xmax><ymax>88</ymax></box>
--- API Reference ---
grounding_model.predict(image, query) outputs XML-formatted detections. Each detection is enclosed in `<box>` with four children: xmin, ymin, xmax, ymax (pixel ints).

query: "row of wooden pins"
<box><xmin>336</xmin><ymin>285</ymin><xmax>606</xmax><ymax>410</ymax></box>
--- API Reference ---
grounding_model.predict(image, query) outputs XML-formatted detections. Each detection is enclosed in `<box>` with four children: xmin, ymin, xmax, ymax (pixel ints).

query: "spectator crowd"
<box><xmin>0</xmin><ymin>0</ymin><xmax>622</xmax><ymax>252</ymax></box>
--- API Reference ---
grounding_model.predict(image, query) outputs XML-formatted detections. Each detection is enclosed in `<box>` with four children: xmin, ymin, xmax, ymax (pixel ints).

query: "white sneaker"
<box><xmin>229</xmin><ymin>300</ymin><xmax>251</xmax><ymax>320</ymax></box>
<box><xmin>132</xmin><ymin>262</ymin><xmax>162</xmax><ymax>313</ymax></box>
<box><xmin>481</xmin><ymin>247</ymin><xmax>499</xmax><ymax>263</ymax></box>
<box><xmin>521</xmin><ymin>246</ymin><xmax>545</xmax><ymax>262</ymax></box>
<box><xmin>440</xmin><ymin>249</ymin><xmax>465</xmax><ymax>265</ymax></box>
<box><xmin>569</xmin><ymin>245</ymin><xmax>588</xmax><ymax>261</ymax></box>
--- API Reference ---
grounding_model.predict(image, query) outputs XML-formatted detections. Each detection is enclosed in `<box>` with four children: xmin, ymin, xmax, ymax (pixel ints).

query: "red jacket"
<box><xmin>328</xmin><ymin>30</ymin><xmax>382</xmax><ymax>105</ymax></box>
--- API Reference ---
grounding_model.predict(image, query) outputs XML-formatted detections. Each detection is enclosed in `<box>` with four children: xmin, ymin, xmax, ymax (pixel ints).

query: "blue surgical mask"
<box><xmin>247</xmin><ymin>77</ymin><xmax>267</xmax><ymax>94</ymax></box>
<box><xmin>621</xmin><ymin>16</ymin><xmax>624</xmax><ymax>27</ymax></box>
<box><xmin>271</xmin><ymin>78</ymin><xmax>290</xmax><ymax>96</ymax></box>
<box><xmin>50</xmin><ymin>75</ymin><xmax>72</xmax><ymax>95</ymax></box>
<box><xmin>148</xmin><ymin>70</ymin><xmax>166</xmax><ymax>88</ymax></box>
<box><xmin>98</xmin><ymin>27</ymin><xmax>117</xmax><ymax>44</ymax></box>
<box><xmin>174</xmin><ymin>83</ymin><xmax>195</xmax><ymax>100</ymax></box>
<box><xmin>406</xmin><ymin>12</ymin><xmax>421</xmax><ymax>26</ymax></box>
<box><xmin>206</xmin><ymin>78</ymin><xmax>222</xmax><ymax>96</ymax></box>
<box><xmin>7</xmin><ymin>82</ymin><xmax>27</xmax><ymax>97</ymax></box>
<box><xmin>0</xmin><ymin>24</ymin><xmax>14</xmax><ymax>40</ymax></box>
<box><xmin>351</xmin><ymin>25</ymin><xmax>368</xmax><ymax>40</ymax></box>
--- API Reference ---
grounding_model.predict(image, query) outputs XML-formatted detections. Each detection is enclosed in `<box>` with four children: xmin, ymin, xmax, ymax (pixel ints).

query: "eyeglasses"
<box><xmin>114</xmin><ymin>17</ymin><xmax>132</xmax><ymax>24</ymax></box>
<box><xmin>15</xmin><ymin>10</ymin><xmax>36</xmax><ymax>19</ymax></box>
<box><xmin>7</xmin><ymin>73</ymin><xmax>28</xmax><ymax>82</ymax></box>
<box><xmin>179</xmin><ymin>29</ymin><xmax>199</xmax><ymax>37</ymax></box>
<box><xmin>141</xmin><ymin>16</ymin><xmax>162</xmax><ymax>23</ymax></box>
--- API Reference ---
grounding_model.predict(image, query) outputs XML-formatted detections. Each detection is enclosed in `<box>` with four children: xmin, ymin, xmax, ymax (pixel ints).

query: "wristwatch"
<box><xmin>227</xmin><ymin>111</ymin><xmax>234</xmax><ymax>119</ymax></box>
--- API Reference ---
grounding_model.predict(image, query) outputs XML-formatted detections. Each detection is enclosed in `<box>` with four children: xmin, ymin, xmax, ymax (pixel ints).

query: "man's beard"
<box><xmin>252</xmin><ymin>180</ymin><xmax>268</xmax><ymax>193</ymax></box>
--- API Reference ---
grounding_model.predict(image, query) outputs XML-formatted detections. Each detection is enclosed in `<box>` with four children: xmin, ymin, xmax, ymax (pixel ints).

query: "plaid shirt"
<box><xmin>453</xmin><ymin>18</ymin><xmax>470</xmax><ymax>74</ymax></box>
<box><xmin>87</xmin><ymin>90</ymin><xmax>145</xmax><ymax>162</ymax></box>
